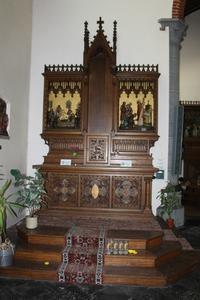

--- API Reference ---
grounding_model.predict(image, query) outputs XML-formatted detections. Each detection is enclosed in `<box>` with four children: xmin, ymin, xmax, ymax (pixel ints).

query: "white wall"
<box><xmin>0</xmin><ymin>0</ymin><xmax>32</xmax><ymax>226</ymax></box>
<box><xmin>27</xmin><ymin>0</ymin><xmax>172</xmax><ymax>214</ymax></box>
<box><xmin>180</xmin><ymin>10</ymin><xmax>200</xmax><ymax>101</ymax></box>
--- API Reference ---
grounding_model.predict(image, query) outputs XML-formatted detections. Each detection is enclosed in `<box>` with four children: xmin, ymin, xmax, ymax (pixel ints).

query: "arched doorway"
<box><xmin>179</xmin><ymin>4</ymin><xmax>200</xmax><ymax>220</ymax></box>
<box><xmin>172</xmin><ymin>0</ymin><xmax>200</xmax><ymax>19</ymax></box>
<box><xmin>158</xmin><ymin>0</ymin><xmax>199</xmax><ymax>199</ymax></box>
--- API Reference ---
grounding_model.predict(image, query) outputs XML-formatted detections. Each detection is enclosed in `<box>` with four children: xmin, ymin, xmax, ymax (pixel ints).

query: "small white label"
<box><xmin>120</xmin><ymin>160</ymin><xmax>132</xmax><ymax>167</ymax></box>
<box><xmin>60</xmin><ymin>159</ymin><xmax>72</xmax><ymax>166</ymax></box>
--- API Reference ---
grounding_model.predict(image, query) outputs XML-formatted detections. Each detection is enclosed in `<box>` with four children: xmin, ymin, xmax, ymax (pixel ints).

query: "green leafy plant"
<box><xmin>10</xmin><ymin>169</ymin><xmax>48</xmax><ymax>218</ymax></box>
<box><xmin>156</xmin><ymin>182</ymin><xmax>181</xmax><ymax>219</ymax></box>
<box><xmin>0</xmin><ymin>179</ymin><xmax>24</xmax><ymax>245</ymax></box>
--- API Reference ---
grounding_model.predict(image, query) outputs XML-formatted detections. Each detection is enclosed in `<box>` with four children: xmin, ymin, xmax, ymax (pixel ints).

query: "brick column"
<box><xmin>172</xmin><ymin>0</ymin><xmax>186</xmax><ymax>19</ymax></box>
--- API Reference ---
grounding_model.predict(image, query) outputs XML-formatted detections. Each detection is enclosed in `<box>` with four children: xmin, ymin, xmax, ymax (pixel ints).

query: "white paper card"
<box><xmin>60</xmin><ymin>159</ymin><xmax>72</xmax><ymax>166</ymax></box>
<box><xmin>120</xmin><ymin>160</ymin><xmax>132</xmax><ymax>167</ymax></box>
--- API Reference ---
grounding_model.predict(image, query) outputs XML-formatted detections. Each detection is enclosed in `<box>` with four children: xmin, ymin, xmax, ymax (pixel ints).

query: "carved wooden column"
<box><xmin>144</xmin><ymin>177</ymin><xmax>152</xmax><ymax>213</ymax></box>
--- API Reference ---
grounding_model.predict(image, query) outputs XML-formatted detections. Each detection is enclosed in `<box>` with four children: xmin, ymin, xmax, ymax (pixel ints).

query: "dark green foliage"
<box><xmin>11</xmin><ymin>169</ymin><xmax>48</xmax><ymax>217</ymax></box>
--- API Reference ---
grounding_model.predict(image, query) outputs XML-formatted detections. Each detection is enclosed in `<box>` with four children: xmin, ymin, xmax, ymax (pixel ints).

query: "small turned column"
<box><xmin>144</xmin><ymin>177</ymin><xmax>152</xmax><ymax>214</ymax></box>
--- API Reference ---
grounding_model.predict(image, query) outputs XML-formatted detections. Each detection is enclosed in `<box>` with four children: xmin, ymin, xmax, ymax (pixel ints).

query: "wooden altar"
<box><xmin>39</xmin><ymin>17</ymin><xmax>160</xmax><ymax>219</ymax></box>
<box><xmin>0</xmin><ymin>18</ymin><xmax>199</xmax><ymax>287</ymax></box>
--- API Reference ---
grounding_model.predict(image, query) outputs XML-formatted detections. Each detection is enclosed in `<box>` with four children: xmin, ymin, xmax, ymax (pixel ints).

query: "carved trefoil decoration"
<box><xmin>113</xmin><ymin>176</ymin><xmax>141</xmax><ymax>209</ymax></box>
<box><xmin>80</xmin><ymin>175</ymin><xmax>110</xmax><ymax>208</ymax></box>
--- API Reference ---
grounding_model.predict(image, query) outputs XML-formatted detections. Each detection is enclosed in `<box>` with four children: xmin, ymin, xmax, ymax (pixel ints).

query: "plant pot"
<box><xmin>26</xmin><ymin>215</ymin><xmax>38</xmax><ymax>229</ymax></box>
<box><xmin>166</xmin><ymin>217</ymin><xmax>175</xmax><ymax>229</ymax></box>
<box><xmin>0</xmin><ymin>246</ymin><xmax>14</xmax><ymax>267</ymax></box>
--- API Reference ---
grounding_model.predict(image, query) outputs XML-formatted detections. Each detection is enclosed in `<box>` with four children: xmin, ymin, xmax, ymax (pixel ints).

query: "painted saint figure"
<box><xmin>143</xmin><ymin>101</ymin><xmax>152</xmax><ymax>126</ymax></box>
<box><xmin>137</xmin><ymin>100</ymin><xmax>144</xmax><ymax>126</ymax></box>
<box><xmin>120</xmin><ymin>101</ymin><xmax>135</xmax><ymax>129</ymax></box>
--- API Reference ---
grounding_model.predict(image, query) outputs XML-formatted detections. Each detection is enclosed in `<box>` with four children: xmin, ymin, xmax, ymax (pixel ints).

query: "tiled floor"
<box><xmin>0</xmin><ymin>220</ymin><xmax>200</xmax><ymax>300</ymax></box>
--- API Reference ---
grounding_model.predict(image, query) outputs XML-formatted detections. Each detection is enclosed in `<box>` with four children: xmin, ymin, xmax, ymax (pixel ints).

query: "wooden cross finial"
<box><xmin>97</xmin><ymin>17</ymin><xmax>104</xmax><ymax>30</ymax></box>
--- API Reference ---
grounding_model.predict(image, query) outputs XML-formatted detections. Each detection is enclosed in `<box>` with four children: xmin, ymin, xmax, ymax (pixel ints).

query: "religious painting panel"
<box><xmin>42</xmin><ymin>65</ymin><xmax>84</xmax><ymax>132</ymax></box>
<box><xmin>118</xmin><ymin>80</ymin><xmax>154</xmax><ymax>131</ymax></box>
<box><xmin>47</xmin><ymin>81</ymin><xmax>81</xmax><ymax>130</ymax></box>
<box><xmin>116</xmin><ymin>65</ymin><xmax>159</xmax><ymax>133</ymax></box>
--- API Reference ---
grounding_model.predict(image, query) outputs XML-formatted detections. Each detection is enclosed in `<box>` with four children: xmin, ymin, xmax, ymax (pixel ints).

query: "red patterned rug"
<box><xmin>58</xmin><ymin>225</ymin><xmax>105</xmax><ymax>285</ymax></box>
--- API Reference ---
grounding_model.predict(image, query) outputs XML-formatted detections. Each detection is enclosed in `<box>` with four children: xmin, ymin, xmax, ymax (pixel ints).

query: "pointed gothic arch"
<box><xmin>172</xmin><ymin>0</ymin><xmax>186</xmax><ymax>19</ymax></box>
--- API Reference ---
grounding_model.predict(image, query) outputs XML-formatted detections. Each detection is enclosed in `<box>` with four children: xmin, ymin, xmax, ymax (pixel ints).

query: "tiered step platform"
<box><xmin>0</xmin><ymin>225</ymin><xmax>67</xmax><ymax>281</ymax></box>
<box><xmin>0</xmin><ymin>221</ymin><xmax>199</xmax><ymax>287</ymax></box>
<box><xmin>103</xmin><ymin>229</ymin><xmax>199</xmax><ymax>286</ymax></box>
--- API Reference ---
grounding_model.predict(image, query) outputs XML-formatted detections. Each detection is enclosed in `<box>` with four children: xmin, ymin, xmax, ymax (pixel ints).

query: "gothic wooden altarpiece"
<box><xmin>40</xmin><ymin>18</ymin><xmax>160</xmax><ymax>218</ymax></box>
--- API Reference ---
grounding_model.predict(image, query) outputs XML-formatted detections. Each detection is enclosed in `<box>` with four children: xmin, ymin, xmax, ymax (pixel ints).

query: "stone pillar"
<box><xmin>158</xmin><ymin>19</ymin><xmax>187</xmax><ymax>183</ymax></box>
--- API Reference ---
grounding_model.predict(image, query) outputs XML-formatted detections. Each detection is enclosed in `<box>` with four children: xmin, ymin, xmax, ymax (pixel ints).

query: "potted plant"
<box><xmin>10</xmin><ymin>169</ymin><xmax>48</xmax><ymax>229</ymax></box>
<box><xmin>157</xmin><ymin>182</ymin><xmax>182</xmax><ymax>228</ymax></box>
<box><xmin>0</xmin><ymin>179</ymin><xmax>24</xmax><ymax>266</ymax></box>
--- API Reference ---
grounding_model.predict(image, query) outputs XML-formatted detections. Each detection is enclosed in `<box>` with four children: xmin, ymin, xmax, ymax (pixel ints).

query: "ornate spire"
<box><xmin>84</xmin><ymin>21</ymin><xmax>89</xmax><ymax>50</ymax></box>
<box><xmin>113</xmin><ymin>20</ymin><xmax>117</xmax><ymax>53</ymax></box>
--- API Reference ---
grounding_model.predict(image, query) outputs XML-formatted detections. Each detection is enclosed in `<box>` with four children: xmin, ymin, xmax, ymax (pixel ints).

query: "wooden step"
<box><xmin>104</xmin><ymin>251</ymin><xmax>155</xmax><ymax>267</ymax></box>
<box><xmin>0</xmin><ymin>259</ymin><xmax>59</xmax><ymax>281</ymax></box>
<box><xmin>107</xmin><ymin>230</ymin><xmax>163</xmax><ymax>249</ymax></box>
<box><xmin>158</xmin><ymin>250</ymin><xmax>200</xmax><ymax>284</ymax></box>
<box><xmin>103</xmin><ymin>266</ymin><xmax>166</xmax><ymax>286</ymax></box>
<box><xmin>104</xmin><ymin>241</ymin><xmax>182</xmax><ymax>268</ymax></box>
<box><xmin>17</xmin><ymin>223</ymin><xmax>68</xmax><ymax>246</ymax></box>
<box><xmin>104</xmin><ymin>251</ymin><xmax>200</xmax><ymax>286</ymax></box>
<box><xmin>153</xmin><ymin>241</ymin><xmax>182</xmax><ymax>266</ymax></box>
<box><xmin>15</xmin><ymin>243</ymin><xmax>63</xmax><ymax>263</ymax></box>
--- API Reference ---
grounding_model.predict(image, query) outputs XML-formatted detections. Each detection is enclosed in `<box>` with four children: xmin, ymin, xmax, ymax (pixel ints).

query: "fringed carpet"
<box><xmin>58</xmin><ymin>225</ymin><xmax>105</xmax><ymax>285</ymax></box>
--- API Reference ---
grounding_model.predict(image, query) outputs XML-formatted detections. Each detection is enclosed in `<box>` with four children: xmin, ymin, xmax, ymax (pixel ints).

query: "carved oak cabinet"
<box><xmin>39</xmin><ymin>18</ymin><xmax>160</xmax><ymax>218</ymax></box>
